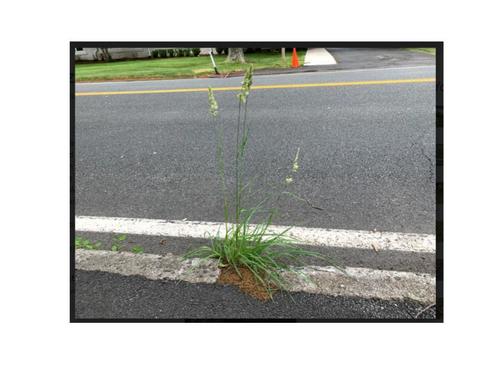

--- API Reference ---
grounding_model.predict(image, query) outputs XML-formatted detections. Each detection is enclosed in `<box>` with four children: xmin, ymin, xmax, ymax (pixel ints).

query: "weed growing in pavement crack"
<box><xmin>111</xmin><ymin>234</ymin><xmax>127</xmax><ymax>251</ymax></box>
<box><xmin>75</xmin><ymin>236</ymin><xmax>101</xmax><ymax>250</ymax></box>
<box><xmin>184</xmin><ymin>66</ymin><xmax>343</xmax><ymax>298</ymax></box>
<box><xmin>131</xmin><ymin>245</ymin><xmax>144</xmax><ymax>254</ymax></box>
<box><xmin>75</xmin><ymin>234</ymin><xmax>143</xmax><ymax>253</ymax></box>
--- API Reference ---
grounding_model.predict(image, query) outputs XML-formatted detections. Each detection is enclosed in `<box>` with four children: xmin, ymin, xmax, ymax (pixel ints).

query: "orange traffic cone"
<box><xmin>291</xmin><ymin>48</ymin><xmax>300</xmax><ymax>68</ymax></box>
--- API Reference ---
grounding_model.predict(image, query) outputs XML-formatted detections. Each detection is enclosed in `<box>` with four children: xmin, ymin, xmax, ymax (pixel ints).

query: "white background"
<box><xmin>1</xmin><ymin>1</ymin><xmax>499</xmax><ymax>374</ymax></box>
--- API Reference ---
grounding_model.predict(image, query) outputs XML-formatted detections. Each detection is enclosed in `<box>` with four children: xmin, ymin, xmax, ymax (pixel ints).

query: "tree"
<box><xmin>226</xmin><ymin>48</ymin><xmax>245</xmax><ymax>63</ymax></box>
<box><xmin>95</xmin><ymin>48</ymin><xmax>112</xmax><ymax>61</ymax></box>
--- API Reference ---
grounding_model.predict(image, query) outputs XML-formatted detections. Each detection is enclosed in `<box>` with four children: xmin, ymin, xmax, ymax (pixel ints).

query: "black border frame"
<box><xmin>70</xmin><ymin>41</ymin><xmax>443</xmax><ymax>323</ymax></box>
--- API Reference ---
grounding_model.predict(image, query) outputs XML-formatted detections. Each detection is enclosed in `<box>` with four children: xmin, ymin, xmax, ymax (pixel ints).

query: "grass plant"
<box><xmin>184</xmin><ymin>66</ymin><xmax>342</xmax><ymax>296</ymax></box>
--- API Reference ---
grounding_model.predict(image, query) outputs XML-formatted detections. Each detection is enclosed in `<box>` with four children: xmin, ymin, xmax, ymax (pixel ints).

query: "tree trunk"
<box><xmin>226</xmin><ymin>48</ymin><xmax>245</xmax><ymax>63</ymax></box>
<box><xmin>96</xmin><ymin>48</ymin><xmax>112</xmax><ymax>61</ymax></box>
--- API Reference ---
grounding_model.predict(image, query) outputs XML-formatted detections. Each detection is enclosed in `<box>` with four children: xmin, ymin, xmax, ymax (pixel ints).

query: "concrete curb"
<box><xmin>75</xmin><ymin>249</ymin><xmax>219</xmax><ymax>284</ymax></box>
<box><xmin>283</xmin><ymin>266</ymin><xmax>435</xmax><ymax>304</ymax></box>
<box><xmin>75</xmin><ymin>249</ymin><xmax>435</xmax><ymax>304</ymax></box>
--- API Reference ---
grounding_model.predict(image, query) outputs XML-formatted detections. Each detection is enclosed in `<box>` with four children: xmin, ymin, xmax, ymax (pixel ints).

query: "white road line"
<box><xmin>76</xmin><ymin>216</ymin><xmax>435</xmax><ymax>253</ymax></box>
<box><xmin>75</xmin><ymin>249</ymin><xmax>435</xmax><ymax>303</ymax></box>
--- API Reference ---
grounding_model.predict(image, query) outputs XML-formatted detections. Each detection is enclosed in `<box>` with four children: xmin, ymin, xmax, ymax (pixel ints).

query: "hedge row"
<box><xmin>151</xmin><ymin>47</ymin><xmax>286</xmax><ymax>58</ymax></box>
<box><xmin>151</xmin><ymin>48</ymin><xmax>201</xmax><ymax>58</ymax></box>
<box><xmin>215</xmin><ymin>48</ymin><xmax>280</xmax><ymax>55</ymax></box>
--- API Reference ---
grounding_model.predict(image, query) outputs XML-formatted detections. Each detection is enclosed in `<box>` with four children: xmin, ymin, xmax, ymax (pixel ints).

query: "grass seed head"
<box><xmin>292</xmin><ymin>147</ymin><xmax>300</xmax><ymax>172</ymax></box>
<box><xmin>208</xmin><ymin>87</ymin><xmax>219</xmax><ymax>117</ymax></box>
<box><xmin>237</xmin><ymin>65</ymin><xmax>254</xmax><ymax>103</ymax></box>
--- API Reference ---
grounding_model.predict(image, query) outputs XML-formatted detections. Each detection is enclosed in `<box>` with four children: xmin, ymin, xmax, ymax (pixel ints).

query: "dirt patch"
<box><xmin>217</xmin><ymin>266</ymin><xmax>275</xmax><ymax>301</ymax></box>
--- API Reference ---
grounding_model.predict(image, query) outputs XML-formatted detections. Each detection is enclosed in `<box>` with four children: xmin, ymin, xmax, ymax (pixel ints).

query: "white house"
<box><xmin>75</xmin><ymin>47</ymin><xmax>222</xmax><ymax>61</ymax></box>
<box><xmin>75</xmin><ymin>48</ymin><xmax>152</xmax><ymax>61</ymax></box>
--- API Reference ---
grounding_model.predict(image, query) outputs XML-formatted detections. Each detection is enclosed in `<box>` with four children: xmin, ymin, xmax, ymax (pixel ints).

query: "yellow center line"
<box><xmin>75</xmin><ymin>78</ymin><xmax>436</xmax><ymax>97</ymax></box>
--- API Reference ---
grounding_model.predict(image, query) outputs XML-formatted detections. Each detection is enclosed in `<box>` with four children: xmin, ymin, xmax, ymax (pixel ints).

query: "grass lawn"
<box><xmin>407</xmin><ymin>48</ymin><xmax>436</xmax><ymax>55</ymax></box>
<box><xmin>75</xmin><ymin>50</ymin><xmax>306</xmax><ymax>82</ymax></box>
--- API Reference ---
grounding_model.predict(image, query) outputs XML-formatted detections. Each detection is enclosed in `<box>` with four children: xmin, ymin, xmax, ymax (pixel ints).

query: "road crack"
<box><xmin>408</xmin><ymin>130</ymin><xmax>435</xmax><ymax>183</ymax></box>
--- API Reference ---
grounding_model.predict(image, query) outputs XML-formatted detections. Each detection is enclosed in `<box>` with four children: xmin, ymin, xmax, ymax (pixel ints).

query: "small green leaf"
<box><xmin>116</xmin><ymin>234</ymin><xmax>127</xmax><ymax>242</ymax></box>
<box><xmin>131</xmin><ymin>246</ymin><xmax>144</xmax><ymax>254</ymax></box>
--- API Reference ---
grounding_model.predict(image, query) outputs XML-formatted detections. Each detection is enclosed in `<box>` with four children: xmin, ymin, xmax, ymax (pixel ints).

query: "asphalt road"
<box><xmin>327</xmin><ymin>48</ymin><xmax>436</xmax><ymax>70</ymax></box>
<box><xmin>76</xmin><ymin>65</ymin><xmax>436</xmax><ymax>234</ymax></box>
<box><xmin>74</xmin><ymin>270</ymin><xmax>436</xmax><ymax>320</ymax></box>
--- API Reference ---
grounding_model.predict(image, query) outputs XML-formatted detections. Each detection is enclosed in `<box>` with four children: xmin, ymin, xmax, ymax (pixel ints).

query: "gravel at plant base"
<box><xmin>217</xmin><ymin>267</ymin><xmax>275</xmax><ymax>301</ymax></box>
<box><xmin>74</xmin><ymin>270</ymin><xmax>437</xmax><ymax>320</ymax></box>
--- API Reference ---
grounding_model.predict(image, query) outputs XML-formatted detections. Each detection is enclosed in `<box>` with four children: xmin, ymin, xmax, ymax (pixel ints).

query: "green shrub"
<box><xmin>216</xmin><ymin>48</ymin><xmax>227</xmax><ymax>55</ymax></box>
<box><xmin>158</xmin><ymin>49</ymin><xmax>167</xmax><ymax>58</ymax></box>
<box><xmin>151</xmin><ymin>49</ymin><xmax>159</xmax><ymax>58</ymax></box>
<box><xmin>245</xmin><ymin>48</ymin><xmax>262</xmax><ymax>53</ymax></box>
<box><xmin>192</xmin><ymin>48</ymin><xmax>201</xmax><ymax>56</ymax></box>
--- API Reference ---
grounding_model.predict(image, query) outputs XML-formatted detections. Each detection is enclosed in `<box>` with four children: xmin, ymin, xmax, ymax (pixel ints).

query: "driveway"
<box><xmin>326</xmin><ymin>48</ymin><xmax>435</xmax><ymax>70</ymax></box>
